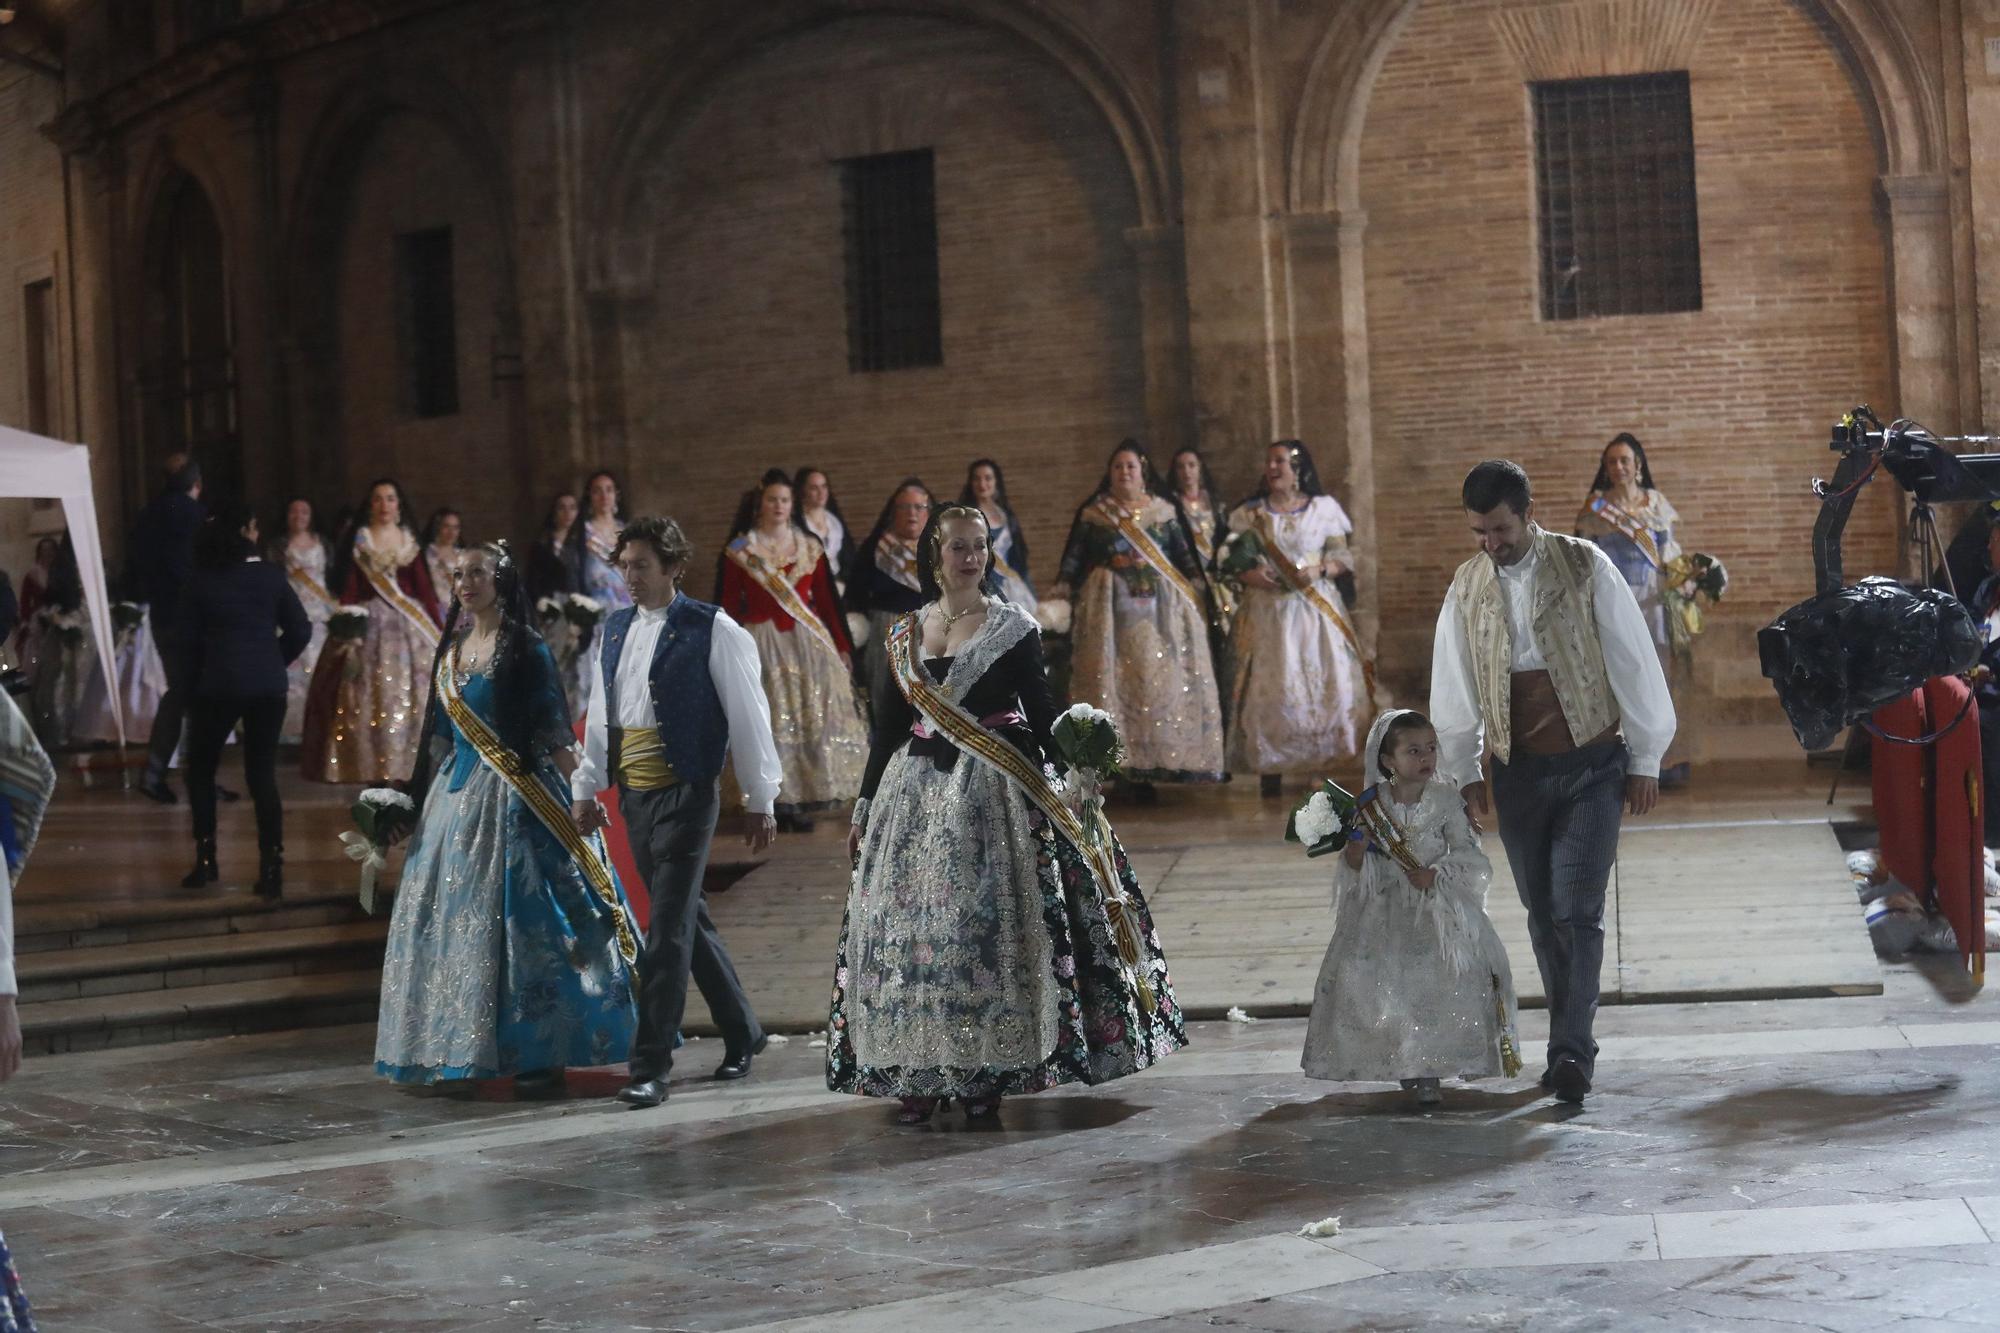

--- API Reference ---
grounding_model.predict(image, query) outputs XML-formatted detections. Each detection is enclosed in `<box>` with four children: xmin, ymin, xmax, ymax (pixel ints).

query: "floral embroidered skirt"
<box><xmin>827</xmin><ymin>743</ymin><xmax>1187</xmax><ymax>1098</ymax></box>
<box><xmin>1067</xmin><ymin>570</ymin><xmax>1226</xmax><ymax>783</ymax></box>
<box><xmin>745</xmin><ymin>620</ymin><xmax>867</xmax><ymax>813</ymax></box>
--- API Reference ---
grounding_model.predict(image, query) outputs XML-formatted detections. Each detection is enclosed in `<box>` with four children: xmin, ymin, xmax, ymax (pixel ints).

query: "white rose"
<box><xmin>1293</xmin><ymin>791</ymin><xmax>1339</xmax><ymax>847</ymax></box>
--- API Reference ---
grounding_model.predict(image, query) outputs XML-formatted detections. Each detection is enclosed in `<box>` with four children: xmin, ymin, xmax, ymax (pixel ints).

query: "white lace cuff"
<box><xmin>850</xmin><ymin>797</ymin><xmax>871</xmax><ymax>829</ymax></box>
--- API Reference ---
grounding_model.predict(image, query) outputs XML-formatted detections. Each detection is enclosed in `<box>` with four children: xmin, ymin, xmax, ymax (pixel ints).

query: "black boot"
<box><xmin>181</xmin><ymin>838</ymin><xmax>219</xmax><ymax>888</ymax></box>
<box><xmin>254</xmin><ymin>845</ymin><xmax>283</xmax><ymax>900</ymax></box>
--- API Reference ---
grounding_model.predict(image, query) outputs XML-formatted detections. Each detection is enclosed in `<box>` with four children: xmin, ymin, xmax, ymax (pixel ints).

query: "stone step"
<box><xmin>17</xmin><ymin>969</ymin><xmax>384</xmax><ymax>1056</ymax></box>
<box><xmin>14</xmin><ymin>920</ymin><xmax>390</xmax><ymax>1004</ymax></box>
<box><xmin>13</xmin><ymin>882</ymin><xmax>393</xmax><ymax>954</ymax></box>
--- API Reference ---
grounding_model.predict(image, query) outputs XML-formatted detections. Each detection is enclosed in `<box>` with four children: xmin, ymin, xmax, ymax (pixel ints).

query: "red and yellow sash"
<box><xmin>1250</xmin><ymin>508</ymin><xmax>1376</xmax><ymax>701</ymax></box>
<box><xmin>725</xmin><ymin>539</ymin><xmax>843</xmax><ymax>662</ymax></box>
<box><xmin>1583</xmin><ymin>493</ymin><xmax>1665</xmax><ymax>570</ymax></box>
<box><xmin>434</xmin><ymin>653</ymin><xmax>638</xmax><ymax>969</ymax></box>
<box><xmin>1096</xmin><ymin>500</ymin><xmax>1203</xmax><ymax>615</ymax></box>
<box><xmin>875</xmin><ymin>535</ymin><xmax>921</xmax><ymax>592</ymax></box>
<box><xmin>886</xmin><ymin>613</ymin><xmax>1155</xmax><ymax>1009</ymax></box>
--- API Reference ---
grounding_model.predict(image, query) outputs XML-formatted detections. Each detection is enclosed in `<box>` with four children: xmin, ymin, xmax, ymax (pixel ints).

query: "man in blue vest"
<box><xmin>571</xmin><ymin>516</ymin><xmax>783</xmax><ymax>1109</ymax></box>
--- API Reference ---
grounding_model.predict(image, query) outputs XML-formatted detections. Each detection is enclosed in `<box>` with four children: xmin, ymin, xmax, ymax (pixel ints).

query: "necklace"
<box><xmin>936</xmin><ymin>598</ymin><xmax>983</xmax><ymax>632</ymax></box>
<box><xmin>457</xmin><ymin>624</ymin><xmax>498</xmax><ymax>675</ymax></box>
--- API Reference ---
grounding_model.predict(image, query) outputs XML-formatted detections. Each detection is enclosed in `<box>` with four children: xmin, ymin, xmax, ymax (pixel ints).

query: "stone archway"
<box><xmin>283</xmin><ymin>77</ymin><xmax>525</xmax><ymax>537</ymax></box>
<box><xmin>136</xmin><ymin>169</ymin><xmax>240</xmax><ymax>504</ymax></box>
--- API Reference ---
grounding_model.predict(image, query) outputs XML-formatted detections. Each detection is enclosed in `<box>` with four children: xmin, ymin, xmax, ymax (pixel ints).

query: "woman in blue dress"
<box><xmin>374</xmin><ymin>541</ymin><xmax>640</xmax><ymax>1098</ymax></box>
<box><xmin>562</xmin><ymin>469</ymin><xmax>635</xmax><ymax>611</ymax></box>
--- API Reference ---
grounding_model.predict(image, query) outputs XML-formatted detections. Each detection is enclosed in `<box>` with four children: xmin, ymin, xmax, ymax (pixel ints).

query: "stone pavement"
<box><xmin>7</xmin><ymin>959</ymin><xmax>2000</xmax><ymax>1330</ymax></box>
<box><xmin>686</xmin><ymin>760</ymin><xmax>1880</xmax><ymax>1034</ymax></box>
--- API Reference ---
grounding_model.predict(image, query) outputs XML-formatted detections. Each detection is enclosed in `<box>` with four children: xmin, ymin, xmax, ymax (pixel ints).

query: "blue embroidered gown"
<box><xmin>374</xmin><ymin>643</ymin><xmax>638</xmax><ymax>1084</ymax></box>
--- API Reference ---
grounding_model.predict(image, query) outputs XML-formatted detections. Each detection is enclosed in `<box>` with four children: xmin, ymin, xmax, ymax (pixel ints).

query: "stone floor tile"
<box><xmin>1004</xmin><ymin>1233</ymin><xmax>1383</xmax><ymax>1316</ymax></box>
<box><xmin>1316</xmin><ymin>1211</ymin><xmax>1661</xmax><ymax>1272</ymax></box>
<box><xmin>1654</xmin><ymin>1198</ymin><xmax>1988</xmax><ymax>1261</ymax></box>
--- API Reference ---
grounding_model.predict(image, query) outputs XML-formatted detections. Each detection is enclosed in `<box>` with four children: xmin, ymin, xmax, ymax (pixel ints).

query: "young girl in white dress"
<box><xmin>1301</xmin><ymin>709</ymin><xmax>1521</xmax><ymax>1107</ymax></box>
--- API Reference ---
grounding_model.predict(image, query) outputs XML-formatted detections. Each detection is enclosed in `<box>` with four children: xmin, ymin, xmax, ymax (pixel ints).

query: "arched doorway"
<box><xmin>137</xmin><ymin>171</ymin><xmax>241</xmax><ymax>501</ymax></box>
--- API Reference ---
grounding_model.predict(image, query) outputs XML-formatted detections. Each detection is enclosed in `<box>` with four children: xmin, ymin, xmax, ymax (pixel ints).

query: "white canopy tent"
<box><xmin>0</xmin><ymin>426</ymin><xmax>123</xmax><ymax>745</ymax></box>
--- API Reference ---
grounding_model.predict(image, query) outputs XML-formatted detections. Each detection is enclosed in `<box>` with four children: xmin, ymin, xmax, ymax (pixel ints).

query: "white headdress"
<box><xmin>1362</xmin><ymin>708</ymin><xmax>1421</xmax><ymax>786</ymax></box>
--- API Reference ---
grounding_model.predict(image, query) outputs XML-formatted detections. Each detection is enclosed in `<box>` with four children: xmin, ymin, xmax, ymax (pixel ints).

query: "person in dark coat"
<box><xmin>175</xmin><ymin>501</ymin><xmax>311</xmax><ymax>897</ymax></box>
<box><xmin>134</xmin><ymin>454</ymin><xmax>207</xmax><ymax>803</ymax></box>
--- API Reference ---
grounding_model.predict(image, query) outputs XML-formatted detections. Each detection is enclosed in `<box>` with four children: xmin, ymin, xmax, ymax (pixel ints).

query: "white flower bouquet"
<box><xmin>1285</xmin><ymin>778</ymin><xmax>1359</xmax><ymax>857</ymax></box>
<box><xmin>340</xmin><ymin>787</ymin><xmax>417</xmax><ymax>913</ymax></box>
<box><xmin>1051</xmin><ymin>703</ymin><xmax>1122</xmax><ymax>846</ymax></box>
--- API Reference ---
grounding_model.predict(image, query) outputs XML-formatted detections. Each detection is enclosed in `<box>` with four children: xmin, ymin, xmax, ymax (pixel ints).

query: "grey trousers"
<box><xmin>620</xmin><ymin>781</ymin><xmax>761</xmax><ymax>1080</ymax></box>
<box><xmin>1491</xmin><ymin>739</ymin><xmax>1626</xmax><ymax>1076</ymax></box>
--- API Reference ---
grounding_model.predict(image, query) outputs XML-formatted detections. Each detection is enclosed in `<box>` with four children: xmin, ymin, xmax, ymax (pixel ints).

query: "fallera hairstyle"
<box><xmin>1170</xmin><ymin>447</ymin><xmax>1220</xmax><ymax>505</ymax></box>
<box><xmin>1589</xmin><ymin>432</ymin><xmax>1659</xmax><ymax>493</ymax></box>
<box><xmin>1462</xmin><ymin>460</ymin><xmax>1533</xmax><ymax>516</ymax></box>
<box><xmin>422</xmin><ymin>507</ymin><xmax>463</xmax><ymax>547</ymax></box>
<box><xmin>1089</xmin><ymin>438</ymin><xmax>1168</xmax><ymax>503</ymax></box>
<box><xmin>413</xmin><ymin>539</ymin><xmax>556</xmax><ymax>805</ymax></box>
<box><xmin>717</xmin><ymin>469</ymin><xmax>813</xmax><ymax>599</ymax></box>
<box><xmin>1377</xmin><ymin>711</ymin><xmax>1436</xmax><ymax>780</ymax></box>
<box><xmin>1254</xmin><ymin>439</ymin><xmax>1326</xmax><ymax>503</ymax></box>
<box><xmin>541</xmin><ymin>491</ymin><xmax>578</xmax><ymax>535</ymax></box>
<box><xmin>726</xmin><ymin>468</ymin><xmax>810</xmax><ymax>543</ymax></box>
<box><xmin>957</xmin><ymin>458</ymin><xmax>1016</xmax><ymax>515</ymax></box>
<box><xmin>581</xmin><ymin>469</ymin><xmax>624</xmax><ymax>517</ymax></box>
<box><xmin>613</xmin><ymin>516</ymin><xmax>693</xmax><ymax>572</ymax></box>
<box><xmin>792</xmin><ymin>466</ymin><xmax>847</xmax><ymax>526</ymax></box>
<box><xmin>329</xmin><ymin>477</ymin><xmax>418</xmax><ymax>593</ymax></box>
<box><xmin>917</xmin><ymin>504</ymin><xmax>998</xmax><ymax>602</ymax></box>
<box><xmin>279</xmin><ymin>496</ymin><xmax>318</xmax><ymax>534</ymax></box>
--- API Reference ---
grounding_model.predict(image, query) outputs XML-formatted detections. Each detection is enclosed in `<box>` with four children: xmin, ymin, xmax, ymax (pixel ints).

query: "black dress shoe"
<box><xmin>714</xmin><ymin>1033</ymin><xmax>770</xmax><ymax>1081</ymax></box>
<box><xmin>1538</xmin><ymin>1067</ymin><xmax>1555</xmax><ymax>1092</ymax></box>
<box><xmin>1549</xmin><ymin>1056</ymin><xmax>1591</xmax><ymax>1104</ymax></box>
<box><xmin>615</xmin><ymin>1077</ymin><xmax>668</xmax><ymax>1108</ymax></box>
<box><xmin>139</xmin><ymin>778</ymin><xmax>178</xmax><ymax>805</ymax></box>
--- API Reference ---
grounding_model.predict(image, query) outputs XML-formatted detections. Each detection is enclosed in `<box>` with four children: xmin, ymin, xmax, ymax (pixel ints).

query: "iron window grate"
<box><xmin>1533</xmin><ymin>71</ymin><xmax>1702</xmax><ymax>321</ymax></box>
<box><xmin>841</xmin><ymin>149</ymin><xmax>943</xmax><ymax>373</ymax></box>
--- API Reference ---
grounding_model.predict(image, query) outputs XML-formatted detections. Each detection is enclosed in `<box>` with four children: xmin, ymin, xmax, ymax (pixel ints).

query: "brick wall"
<box><xmin>330</xmin><ymin>109</ymin><xmax>516</xmax><ymax>546</ymax></box>
<box><xmin>0</xmin><ymin>68</ymin><xmax>76</xmax><ymax>581</ymax></box>
<box><xmin>616</xmin><ymin>14</ymin><xmax>1147</xmax><ymax>585</ymax></box>
<box><xmin>1357</xmin><ymin>0</ymin><xmax>1900</xmax><ymax>709</ymax></box>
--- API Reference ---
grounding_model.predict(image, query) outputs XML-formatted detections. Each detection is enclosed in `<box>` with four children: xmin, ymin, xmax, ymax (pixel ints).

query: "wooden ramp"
<box><xmin>687</xmin><ymin>804</ymin><xmax>1883</xmax><ymax>1035</ymax></box>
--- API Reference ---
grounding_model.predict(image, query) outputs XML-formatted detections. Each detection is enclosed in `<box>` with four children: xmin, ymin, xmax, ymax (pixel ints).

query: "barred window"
<box><xmin>841</xmin><ymin>149</ymin><xmax>942</xmax><ymax>372</ymax></box>
<box><xmin>1533</xmin><ymin>72</ymin><xmax>1702</xmax><ymax>321</ymax></box>
<box><xmin>395</xmin><ymin>227</ymin><xmax>460</xmax><ymax>419</ymax></box>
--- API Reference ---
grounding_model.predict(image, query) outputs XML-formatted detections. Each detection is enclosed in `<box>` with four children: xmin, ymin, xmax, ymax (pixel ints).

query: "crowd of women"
<box><xmin>0</xmin><ymin>434</ymin><xmax>1705</xmax><ymax>1124</ymax></box>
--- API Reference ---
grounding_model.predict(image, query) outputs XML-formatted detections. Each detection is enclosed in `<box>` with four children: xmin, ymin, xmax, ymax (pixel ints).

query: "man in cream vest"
<box><xmin>1430</xmin><ymin>461</ymin><xmax>1675</xmax><ymax>1104</ymax></box>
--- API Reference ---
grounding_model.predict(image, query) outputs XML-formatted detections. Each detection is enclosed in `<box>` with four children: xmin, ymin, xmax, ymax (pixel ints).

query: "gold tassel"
<box><xmin>1493</xmin><ymin>975</ymin><xmax>1522</xmax><ymax>1077</ymax></box>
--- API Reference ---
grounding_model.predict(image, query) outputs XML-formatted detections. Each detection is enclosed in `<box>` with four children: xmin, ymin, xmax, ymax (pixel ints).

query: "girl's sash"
<box><xmin>287</xmin><ymin>560</ymin><xmax>338</xmax><ymax>615</ymax></box>
<box><xmin>886</xmin><ymin>613</ymin><xmax>1155</xmax><ymax>1009</ymax></box>
<box><xmin>1354</xmin><ymin>788</ymin><xmax>1424</xmax><ymax>874</ymax></box>
<box><xmin>1250</xmin><ymin>508</ymin><xmax>1376</xmax><ymax>700</ymax></box>
<box><xmin>1583</xmin><ymin>493</ymin><xmax>1665</xmax><ymax>570</ymax></box>
<box><xmin>1096</xmin><ymin>501</ymin><xmax>1203</xmax><ymax>614</ymax></box>
<box><xmin>433</xmin><ymin>654</ymin><xmax>639</xmax><ymax>968</ymax></box>
<box><xmin>1186</xmin><ymin>504</ymin><xmax>1217</xmax><ymax>567</ymax></box>
<box><xmin>359</xmin><ymin>542</ymin><xmax>441</xmax><ymax>651</ymax></box>
<box><xmin>726</xmin><ymin>540</ymin><xmax>843</xmax><ymax>662</ymax></box>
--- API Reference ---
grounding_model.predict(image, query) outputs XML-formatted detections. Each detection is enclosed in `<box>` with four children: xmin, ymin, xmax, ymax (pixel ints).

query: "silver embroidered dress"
<box><xmin>1302</xmin><ymin>773</ymin><xmax>1521</xmax><ymax>1083</ymax></box>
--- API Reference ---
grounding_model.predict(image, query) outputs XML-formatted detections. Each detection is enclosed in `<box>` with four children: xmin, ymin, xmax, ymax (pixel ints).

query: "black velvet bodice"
<box><xmin>859</xmin><ymin>624</ymin><xmax>1060</xmax><ymax>800</ymax></box>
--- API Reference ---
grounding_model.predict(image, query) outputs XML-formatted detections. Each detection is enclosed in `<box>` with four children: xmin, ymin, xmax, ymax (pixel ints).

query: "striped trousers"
<box><xmin>1492</xmin><ymin>739</ymin><xmax>1626</xmax><ymax>1076</ymax></box>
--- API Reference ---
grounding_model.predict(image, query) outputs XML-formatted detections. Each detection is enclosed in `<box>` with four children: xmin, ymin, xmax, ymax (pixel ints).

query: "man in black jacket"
<box><xmin>134</xmin><ymin>455</ymin><xmax>205</xmax><ymax>803</ymax></box>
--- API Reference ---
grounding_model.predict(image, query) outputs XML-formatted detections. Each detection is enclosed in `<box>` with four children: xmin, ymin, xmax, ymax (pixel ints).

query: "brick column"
<box><xmin>1126</xmin><ymin>224</ymin><xmax>1194</xmax><ymax>457</ymax></box>
<box><xmin>1282</xmin><ymin>208</ymin><xmax>1376</xmax><ymax>640</ymax></box>
<box><xmin>1880</xmin><ymin>174</ymin><xmax>1962</xmax><ymax>430</ymax></box>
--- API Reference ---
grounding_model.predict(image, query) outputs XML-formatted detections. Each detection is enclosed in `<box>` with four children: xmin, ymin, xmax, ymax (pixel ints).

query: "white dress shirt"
<box><xmin>571</xmin><ymin>597</ymin><xmax>784</xmax><ymax>815</ymax></box>
<box><xmin>1430</xmin><ymin>533</ymin><xmax>1677</xmax><ymax>786</ymax></box>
